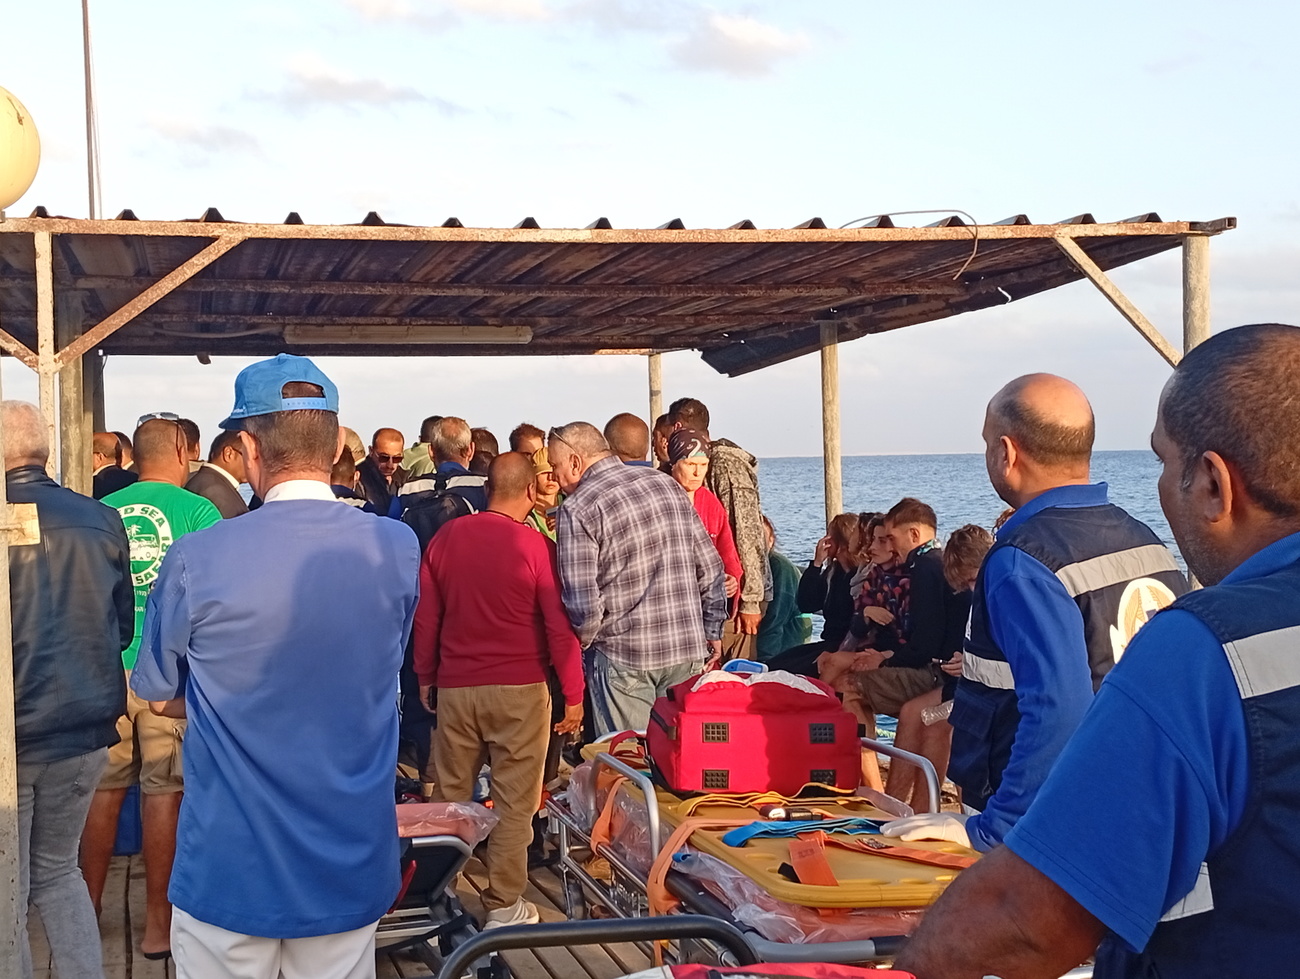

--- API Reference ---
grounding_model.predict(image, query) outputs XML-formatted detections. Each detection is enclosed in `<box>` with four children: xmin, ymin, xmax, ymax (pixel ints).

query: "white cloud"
<box><xmin>147</xmin><ymin>117</ymin><xmax>263</xmax><ymax>156</ymax></box>
<box><xmin>345</xmin><ymin>0</ymin><xmax>549</xmax><ymax>27</ymax></box>
<box><xmin>669</xmin><ymin>12</ymin><xmax>811</xmax><ymax>77</ymax></box>
<box><xmin>264</xmin><ymin>53</ymin><xmax>467</xmax><ymax>115</ymax></box>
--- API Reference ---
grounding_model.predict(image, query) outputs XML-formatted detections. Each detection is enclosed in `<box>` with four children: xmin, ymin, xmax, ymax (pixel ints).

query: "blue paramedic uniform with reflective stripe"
<box><xmin>950</xmin><ymin>483</ymin><xmax>1186</xmax><ymax>851</ymax></box>
<box><xmin>1005</xmin><ymin>533</ymin><xmax>1300</xmax><ymax>977</ymax></box>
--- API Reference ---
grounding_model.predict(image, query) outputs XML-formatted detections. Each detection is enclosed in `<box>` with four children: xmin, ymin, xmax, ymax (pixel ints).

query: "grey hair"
<box><xmin>431</xmin><ymin>416</ymin><xmax>473</xmax><ymax>464</ymax></box>
<box><xmin>550</xmin><ymin>421</ymin><xmax>611</xmax><ymax>461</ymax></box>
<box><xmin>1</xmin><ymin>401</ymin><xmax>50</xmax><ymax>468</ymax></box>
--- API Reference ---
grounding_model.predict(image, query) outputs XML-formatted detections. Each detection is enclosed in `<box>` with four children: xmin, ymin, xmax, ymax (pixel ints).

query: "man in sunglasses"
<box><xmin>357</xmin><ymin>427</ymin><xmax>408</xmax><ymax>518</ymax></box>
<box><xmin>83</xmin><ymin>416</ymin><xmax>223</xmax><ymax>960</ymax></box>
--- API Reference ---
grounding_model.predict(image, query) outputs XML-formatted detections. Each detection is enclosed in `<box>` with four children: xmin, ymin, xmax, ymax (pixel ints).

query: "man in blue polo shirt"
<box><xmin>131</xmin><ymin>355</ymin><xmax>419</xmax><ymax>979</ymax></box>
<box><xmin>892</xmin><ymin>323</ymin><xmax>1300</xmax><ymax>979</ymax></box>
<box><xmin>883</xmin><ymin>373</ymin><xmax>1185</xmax><ymax>852</ymax></box>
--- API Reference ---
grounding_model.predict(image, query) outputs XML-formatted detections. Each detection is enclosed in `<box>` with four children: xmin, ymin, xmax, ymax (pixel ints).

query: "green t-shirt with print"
<box><xmin>103</xmin><ymin>480</ymin><xmax>223</xmax><ymax>669</ymax></box>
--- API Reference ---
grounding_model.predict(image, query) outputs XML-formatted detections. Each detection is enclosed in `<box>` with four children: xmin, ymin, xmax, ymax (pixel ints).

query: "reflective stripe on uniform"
<box><xmin>961</xmin><ymin>651</ymin><xmax>1015</xmax><ymax>690</ymax></box>
<box><xmin>1223</xmin><ymin>625</ymin><xmax>1300</xmax><ymax>700</ymax></box>
<box><xmin>1054</xmin><ymin>544</ymin><xmax>1181</xmax><ymax>598</ymax></box>
<box><xmin>1159</xmin><ymin>863</ymin><xmax>1214</xmax><ymax>922</ymax></box>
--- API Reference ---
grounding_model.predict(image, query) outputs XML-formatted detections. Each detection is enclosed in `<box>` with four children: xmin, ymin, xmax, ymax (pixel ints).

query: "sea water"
<box><xmin>758</xmin><ymin>449</ymin><xmax>1177</xmax><ymax>569</ymax></box>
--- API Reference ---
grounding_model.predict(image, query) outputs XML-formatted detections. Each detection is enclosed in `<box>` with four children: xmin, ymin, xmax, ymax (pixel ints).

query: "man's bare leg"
<box><xmin>80</xmin><ymin>787</ymin><xmax>128</xmax><ymax>915</ymax></box>
<box><xmin>141</xmin><ymin>791</ymin><xmax>182</xmax><ymax>956</ymax></box>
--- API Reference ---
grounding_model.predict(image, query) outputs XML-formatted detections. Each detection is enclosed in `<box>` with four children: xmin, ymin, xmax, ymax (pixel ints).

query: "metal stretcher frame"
<box><xmin>545</xmin><ymin>737</ymin><xmax>943</xmax><ymax>965</ymax></box>
<box><xmin>376</xmin><ymin>834</ymin><xmax>482</xmax><ymax>971</ymax></box>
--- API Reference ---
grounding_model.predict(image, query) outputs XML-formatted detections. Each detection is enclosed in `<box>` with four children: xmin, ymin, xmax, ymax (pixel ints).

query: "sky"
<box><xmin>3</xmin><ymin>0</ymin><xmax>1299</xmax><ymax>457</ymax></box>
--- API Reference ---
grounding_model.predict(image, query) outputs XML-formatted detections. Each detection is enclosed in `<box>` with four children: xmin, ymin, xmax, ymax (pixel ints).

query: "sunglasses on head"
<box><xmin>137</xmin><ymin>411</ymin><xmax>181</xmax><ymax>427</ymax></box>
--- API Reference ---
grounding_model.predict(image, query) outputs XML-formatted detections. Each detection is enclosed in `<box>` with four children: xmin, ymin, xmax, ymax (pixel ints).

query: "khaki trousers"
<box><xmin>432</xmin><ymin>683</ymin><xmax>550</xmax><ymax>910</ymax></box>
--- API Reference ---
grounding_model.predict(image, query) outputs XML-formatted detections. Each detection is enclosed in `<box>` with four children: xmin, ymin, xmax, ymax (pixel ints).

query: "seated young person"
<box><xmin>765</xmin><ymin>513</ymin><xmax>861</xmax><ymax>676</ymax></box>
<box><xmin>886</xmin><ymin>523</ymin><xmax>994</xmax><ymax>812</ymax></box>
<box><xmin>756</xmin><ymin>515</ymin><xmax>811</xmax><ymax>660</ymax></box>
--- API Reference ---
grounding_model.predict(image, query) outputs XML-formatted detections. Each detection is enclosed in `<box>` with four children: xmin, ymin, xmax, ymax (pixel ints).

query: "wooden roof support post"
<box><xmin>57</xmin><ymin>293</ymin><xmax>91</xmax><ymax>496</ymax></box>
<box><xmin>820</xmin><ymin>323</ymin><xmax>843</xmax><ymax>525</ymax></box>
<box><xmin>648</xmin><ymin>352</ymin><xmax>663</xmax><ymax>427</ymax></box>
<box><xmin>0</xmin><ymin>368</ymin><xmax>43</xmax><ymax>979</ymax></box>
<box><xmin>34</xmin><ymin>231</ymin><xmax>57</xmax><ymax>472</ymax></box>
<box><xmin>1183</xmin><ymin>235</ymin><xmax>1211</xmax><ymax>353</ymax></box>
<box><xmin>1054</xmin><ymin>235</ymin><xmax>1181</xmax><ymax>367</ymax></box>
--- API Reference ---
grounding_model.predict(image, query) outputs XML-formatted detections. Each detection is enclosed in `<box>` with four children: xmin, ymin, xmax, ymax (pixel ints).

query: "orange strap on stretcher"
<box><xmin>791</xmin><ymin>830</ymin><xmax>978</xmax><ymax>875</ymax></box>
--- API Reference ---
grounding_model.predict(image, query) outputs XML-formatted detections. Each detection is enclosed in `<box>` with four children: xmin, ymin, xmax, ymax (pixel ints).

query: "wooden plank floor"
<box><xmin>28</xmin><ymin>854</ymin><xmax>646</xmax><ymax>979</ymax></box>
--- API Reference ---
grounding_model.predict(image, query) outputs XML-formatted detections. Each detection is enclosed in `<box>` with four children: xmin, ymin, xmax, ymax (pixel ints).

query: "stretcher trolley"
<box><xmin>376</xmin><ymin>802</ymin><xmax>499</xmax><ymax>974</ymax></box>
<box><xmin>544</xmin><ymin>733</ymin><xmax>965</xmax><ymax>967</ymax></box>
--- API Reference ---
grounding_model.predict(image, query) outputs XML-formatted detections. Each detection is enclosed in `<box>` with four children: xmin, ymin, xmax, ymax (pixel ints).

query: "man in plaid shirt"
<box><xmin>549</xmin><ymin>422</ymin><xmax>727</xmax><ymax>735</ymax></box>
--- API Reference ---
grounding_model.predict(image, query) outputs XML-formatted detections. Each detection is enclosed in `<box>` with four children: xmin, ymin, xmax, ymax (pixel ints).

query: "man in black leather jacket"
<box><xmin>6</xmin><ymin>400</ymin><xmax>133</xmax><ymax>978</ymax></box>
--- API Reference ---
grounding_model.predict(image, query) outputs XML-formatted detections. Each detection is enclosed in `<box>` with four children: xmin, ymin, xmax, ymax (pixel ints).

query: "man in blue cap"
<box><xmin>130</xmin><ymin>355</ymin><xmax>420</xmax><ymax>979</ymax></box>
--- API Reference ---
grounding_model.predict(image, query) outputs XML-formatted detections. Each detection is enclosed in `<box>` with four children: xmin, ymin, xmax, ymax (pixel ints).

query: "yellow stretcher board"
<box><xmin>651</xmin><ymin>789</ymin><xmax>979</xmax><ymax>909</ymax></box>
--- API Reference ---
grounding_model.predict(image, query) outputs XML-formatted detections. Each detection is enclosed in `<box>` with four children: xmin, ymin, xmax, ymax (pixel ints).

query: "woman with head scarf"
<box><xmin>668</xmin><ymin>428</ymin><xmax>742</xmax><ymax>606</ymax></box>
<box><xmin>524</xmin><ymin>446</ymin><xmax>562</xmax><ymax>540</ymax></box>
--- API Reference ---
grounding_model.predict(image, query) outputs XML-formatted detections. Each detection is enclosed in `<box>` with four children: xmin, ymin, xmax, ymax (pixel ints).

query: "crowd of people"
<box><xmin>10</xmin><ymin>321</ymin><xmax>1300</xmax><ymax>979</ymax></box>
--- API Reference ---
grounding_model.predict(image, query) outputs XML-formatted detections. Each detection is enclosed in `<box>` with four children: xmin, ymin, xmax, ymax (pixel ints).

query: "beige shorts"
<box><xmin>856</xmin><ymin>664</ymin><xmax>942</xmax><ymax>719</ymax></box>
<box><xmin>99</xmin><ymin>677</ymin><xmax>185</xmax><ymax>795</ymax></box>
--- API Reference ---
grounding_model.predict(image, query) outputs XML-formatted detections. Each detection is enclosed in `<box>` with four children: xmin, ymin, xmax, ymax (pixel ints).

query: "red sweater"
<box><xmin>412</xmin><ymin>511</ymin><xmax>584</xmax><ymax>705</ymax></box>
<box><xmin>693</xmin><ymin>487</ymin><xmax>743</xmax><ymax>585</ymax></box>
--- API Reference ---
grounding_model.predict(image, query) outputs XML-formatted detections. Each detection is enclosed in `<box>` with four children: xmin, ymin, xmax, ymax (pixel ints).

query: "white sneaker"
<box><xmin>483</xmin><ymin>899</ymin><xmax>540</xmax><ymax>930</ymax></box>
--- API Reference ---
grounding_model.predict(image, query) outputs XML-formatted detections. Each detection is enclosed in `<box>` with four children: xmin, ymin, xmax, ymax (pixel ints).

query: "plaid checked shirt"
<box><xmin>556</xmin><ymin>456</ymin><xmax>727</xmax><ymax>671</ymax></box>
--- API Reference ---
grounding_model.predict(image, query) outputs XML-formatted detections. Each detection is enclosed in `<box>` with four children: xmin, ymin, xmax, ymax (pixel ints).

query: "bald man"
<box><xmin>604</xmin><ymin>412</ymin><xmax>653</xmax><ymax>466</ymax></box>
<box><xmin>357</xmin><ymin>426</ymin><xmax>409</xmax><ymax>517</ymax></box>
<box><xmin>882</xmin><ymin>374</ymin><xmax>1186</xmax><ymax>853</ymax></box>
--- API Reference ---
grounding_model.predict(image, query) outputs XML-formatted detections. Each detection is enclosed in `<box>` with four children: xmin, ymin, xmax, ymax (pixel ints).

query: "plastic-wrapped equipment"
<box><xmin>395</xmin><ymin>801</ymin><xmax>499</xmax><ymax>845</ymax></box>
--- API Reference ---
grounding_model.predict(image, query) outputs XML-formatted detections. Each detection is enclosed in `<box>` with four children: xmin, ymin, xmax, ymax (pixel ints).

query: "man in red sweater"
<box><xmin>413</xmin><ymin>452</ymin><xmax>584</xmax><ymax>929</ymax></box>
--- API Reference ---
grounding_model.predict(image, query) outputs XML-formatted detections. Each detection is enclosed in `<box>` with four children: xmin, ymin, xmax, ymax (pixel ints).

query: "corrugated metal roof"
<box><xmin>0</xmin><ymin>209</ymin><xmax>1235</xmax><ymax>375</ymax></box>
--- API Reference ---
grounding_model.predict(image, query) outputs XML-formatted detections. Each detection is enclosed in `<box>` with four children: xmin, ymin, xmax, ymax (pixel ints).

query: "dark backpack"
<box><xmin>399</xmin><ymin>472</ymin><xmax>480</xmax><ymax>554</ymax></box>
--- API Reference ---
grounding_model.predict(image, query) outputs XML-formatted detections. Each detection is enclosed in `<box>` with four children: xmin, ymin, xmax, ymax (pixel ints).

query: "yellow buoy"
<box><xmin>0</xmin><ymin>86</ymin><xmax>41</xmax><ymax>211</ymax></box>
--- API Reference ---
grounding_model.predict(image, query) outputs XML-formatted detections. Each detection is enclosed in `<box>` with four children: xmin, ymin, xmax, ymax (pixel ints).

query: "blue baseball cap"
<box><xmin>219</xmin><ymin>354</ymin><xmax>339</xmax><ymax>430</ymax></box>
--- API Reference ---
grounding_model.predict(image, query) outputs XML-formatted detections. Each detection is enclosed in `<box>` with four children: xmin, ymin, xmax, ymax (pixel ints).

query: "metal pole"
<box><xmin>0</xmin><ymin>371</ymin><xmax>22</xmax><ymax>979</ymax></box>
<box><xmin>1182</xmin><ymin>235</ymin><xmax>1211</xmax><ymax>353</ymax></box>
<box><xmin>81</xmin><ymin>0</ymin><xmax>99</xmax><ymax>219</ymax></box>
<box><xmin>89</xmin><ymin>352</ymin><xmax>106</xmax><ymax>432</ymax></box>
<box><xmin>648</xmin><ymin>351</ymin><xmax>663</xmax><ymax>423</ymax></box>
<box><xmin>820</xmin><ymin>323</ymin><xmax>842</xmax><ymax>524</ymax></box>
<box><xmin>34</xmin><ymin>233</ymin><xmax>56</xmax><ymax>476</ymax></box>
<box><xmin>57</xmin><ymin>294</ymin><xmax>90</xmax><ymax>495</ymax></box>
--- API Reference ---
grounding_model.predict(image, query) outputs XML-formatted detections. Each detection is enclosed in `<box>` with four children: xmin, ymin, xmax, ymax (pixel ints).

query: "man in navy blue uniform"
<box><xmin>884</xmin><ymin>373</ymin><xmax>1185</xmax><ymax>852</ymax></box>
<box><xmin>892</xmin><ymin>323</ymin><xmax>1300</xmax><ymax>979</ymax></box>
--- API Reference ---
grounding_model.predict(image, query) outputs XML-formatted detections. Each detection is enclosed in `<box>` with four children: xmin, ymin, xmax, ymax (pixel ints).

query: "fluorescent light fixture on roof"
<box><xmin>282</xmin><ymin>325</ymin><xmax>532</xmax><ymax>345</ymax></box>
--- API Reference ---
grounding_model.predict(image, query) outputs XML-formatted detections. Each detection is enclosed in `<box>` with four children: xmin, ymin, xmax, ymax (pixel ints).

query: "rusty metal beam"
<box><xmin>56</xmin><ymin>236</ymin><xmax>246</xmax><ymax>368</ymax></box>
<box><xmin>0</xmin><ymin>322</ymin><xmax>36</xmax><ymax>368</ymax></box>
<box><xmin>117</xmin><ymin>312</ymin><xmax>831</xmax><ymax>331</ymax></box>
<box><xmin>0</xmin><ymin>274</ymin><xmax>965</xmax><ymax>301</ymax></box>
<box><xmin>1054</xmin><ymin>235</ymin><xmax>1181</xmax><ymax>367</ymax></box>
<box><xmin>0</xmin><ymin>216</ymin><xmax>1235</xmax><ymax>245</ymax></box>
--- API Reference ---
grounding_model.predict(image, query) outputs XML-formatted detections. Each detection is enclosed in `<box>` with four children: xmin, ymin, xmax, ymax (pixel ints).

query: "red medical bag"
<box><xmin>647</xmin><ymin>672</ymin><xmax>861</xmax><ymax>796</ymax></box>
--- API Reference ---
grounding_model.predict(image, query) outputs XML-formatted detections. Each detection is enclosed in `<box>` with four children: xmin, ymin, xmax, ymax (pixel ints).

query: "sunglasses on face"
<box><xmin>372</xmin><ymin>452</ymin><xmax>403</xmax><ymax>464</ymax></box>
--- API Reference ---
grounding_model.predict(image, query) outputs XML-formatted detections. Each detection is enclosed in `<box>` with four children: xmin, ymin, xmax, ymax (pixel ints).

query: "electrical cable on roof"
<box><xmin>839</xmin><ymin>209</ymin><xmax>980</xmax><ymax>281</ymax></box>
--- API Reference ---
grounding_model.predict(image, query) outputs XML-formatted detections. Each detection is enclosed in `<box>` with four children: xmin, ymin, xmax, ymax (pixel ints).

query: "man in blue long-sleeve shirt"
<box><xmin>882</xmin><ymin>373</ymin><xmax>1185</xmax><ymax>850</ymax></box>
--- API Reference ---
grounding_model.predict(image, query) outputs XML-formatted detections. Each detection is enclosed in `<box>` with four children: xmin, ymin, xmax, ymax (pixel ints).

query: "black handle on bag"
<box><xmin>434</xmin><ymin>915</ymin><xmax>760</xmax><ymax>979</ymax></box>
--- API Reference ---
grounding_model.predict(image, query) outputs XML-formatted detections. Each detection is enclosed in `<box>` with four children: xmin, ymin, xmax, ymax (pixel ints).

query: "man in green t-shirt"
<box><xmin>80</xmin><ymin>416</ymin><xmax>221</xmax><ymax>959</ymax></box>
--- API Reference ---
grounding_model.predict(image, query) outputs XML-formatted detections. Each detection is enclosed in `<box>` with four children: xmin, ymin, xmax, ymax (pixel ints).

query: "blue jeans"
<box><xmin>587</xmin><ymin>651</ymin><xmax>705</xmax><ymax>737</ymax></box>
<box><xmin>18</xmin><ymin>748</ymin><xmax>109</xmax><ymax>979</ymax></box>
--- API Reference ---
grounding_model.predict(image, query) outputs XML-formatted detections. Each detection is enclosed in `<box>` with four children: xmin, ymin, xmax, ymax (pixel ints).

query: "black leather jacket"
<box><xmin>9</xmin><ymin>466</ymin><xmax>134</xmax><ymax>764</ymax></box>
